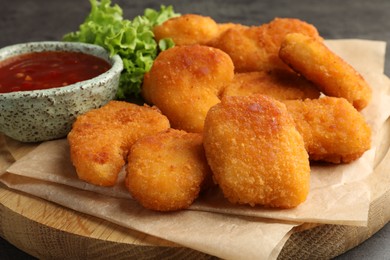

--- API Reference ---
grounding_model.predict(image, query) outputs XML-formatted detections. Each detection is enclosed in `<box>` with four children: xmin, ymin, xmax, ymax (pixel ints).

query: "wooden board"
<box><xmin>0</xmin><ymin>179</ymin><xmax>389</xmax><ymax>259</ymax></box>
<box><xmin>1</xmin><ymin>130</ymin><xmax>390</xmax><ymax>259</ymax></box>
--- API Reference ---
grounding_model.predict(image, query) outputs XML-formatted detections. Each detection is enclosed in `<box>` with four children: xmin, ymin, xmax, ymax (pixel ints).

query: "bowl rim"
<box><xmin>0</xmin><ymin>41</ymin><xmax>123</xmax><ymax>99</ymax></box>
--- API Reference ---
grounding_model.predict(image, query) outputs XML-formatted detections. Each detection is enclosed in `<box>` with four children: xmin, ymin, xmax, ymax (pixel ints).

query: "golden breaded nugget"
<box><xmin>153</xmin><ymin>14</ymin><xmax>219</xmax><ymax>46</ymax></box>
<box><xmin>210</xmin><ymin>18</ymin><xmax>322</xmax><ymax>72</ymax></box>
<box><xmin>126</xmin><ymin>129</ymin><xmax>212</xmax><ymax>211</ymax></box>
<box><xmin>68</xmin><ymin>101</ymin><xmax>170</xmax><ymax>186</ymax></box>
<box><xmin>142</xmin><ymin>45</ymin><xmax>234</xmax><ymax>133</ymax></box>
<box><xmin>210</xmin><ymin>23</ymin><xmax>271</xmax><ymax>72</ymax></box>
<box><xmin>222</xmin><ymin>70</ymin><xmax>320</xmax><ymax>100</ymax></box>
<box><xmin>284</xmin><ymin>97</ymin><xmax>372</xmax><ymax>163</ymax></box>
<box><xmin>216</xmin><ymin>22</ymin><xmax>238</xmax><ymax>36</ymax></box>
<box><xmin>203</xmin><ymin>95</ymin><xmax>310</xmax><ymax>208</ymax></box>
<box><xmin>279</xmin><ymin>33</ymin><xmax>372</xmax><ymax>110</ymax></box>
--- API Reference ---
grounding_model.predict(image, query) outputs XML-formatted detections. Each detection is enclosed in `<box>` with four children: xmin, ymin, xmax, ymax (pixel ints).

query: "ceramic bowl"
<box><xmin>0</xmin><ymin>41</ymin><xmax>123</xmax><ymax>142</ymax></box>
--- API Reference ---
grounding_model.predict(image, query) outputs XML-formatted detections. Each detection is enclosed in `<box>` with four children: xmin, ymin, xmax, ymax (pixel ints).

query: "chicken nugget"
<box><xmin>142</xmin><ymin>45</ymin><xmax>234</xmax><ymax>133</ymax></box>
<box><xmin>216</xmin><ymin>23</ymin><xmax>238</xmax><ymax>36</ymax></box>
<box><xmin>279</xmin><ymin>33</ymin><xmax>372</xmax><ymax>110</ymax></box>
<box><xmin>68</xmin><ymin>101</ymin><xmax>170</xmax><ymax>186</ymax></box>
<box><xmin>203</xmin><ymin>95</ymin><xmax>310</xmax><ymax>208</ymax></box>
<box><xmin>222</xmin><ymin>70</ymin><xmax>320</xmax><ymax>100</ymax></box>
<box><xmin>210</xmin><ymin>18</ymin><xmax>322</xmax><ymax>72</ymax></box>
<box><xmin>283</xmin><ymin>97</ymin><xmax>372</xmax><ymax>163</ymax></box>
<box><xmin>153</xmin><ymin>14</ymin><xmax>219</xmax><ymax>46</ymax></box>
<box><xmin>126</xmin><ymin>129</ymin><xmax>212</xmax><ymax>211</ymax></box>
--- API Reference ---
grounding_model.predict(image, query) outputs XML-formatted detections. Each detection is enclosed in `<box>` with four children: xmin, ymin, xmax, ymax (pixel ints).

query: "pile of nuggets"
<box><xmin>68</xmin><ymin>14</ymin><xmax>372</xmax><ymax>211</ymax></box>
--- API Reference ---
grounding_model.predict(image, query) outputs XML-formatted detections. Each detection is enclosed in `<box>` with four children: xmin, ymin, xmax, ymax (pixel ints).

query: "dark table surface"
<box><xmin>1</xmin><ymin>0</ymin><xmax>389</xmax><ymax>259</ymax></box>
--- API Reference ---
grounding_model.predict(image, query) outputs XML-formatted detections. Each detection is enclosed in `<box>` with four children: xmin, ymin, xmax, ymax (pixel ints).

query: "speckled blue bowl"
<box><xmin>0</xmin><ymin>41</ymin><xmax>123</xmax><ymax>142</ymax></box>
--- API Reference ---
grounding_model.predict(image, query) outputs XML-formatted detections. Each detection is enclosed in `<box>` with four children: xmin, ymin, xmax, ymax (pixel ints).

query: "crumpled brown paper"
<box><xmin>1</xmin><ymin>40</ymin><xmax>390</xmax><ymax>259</ymax></box>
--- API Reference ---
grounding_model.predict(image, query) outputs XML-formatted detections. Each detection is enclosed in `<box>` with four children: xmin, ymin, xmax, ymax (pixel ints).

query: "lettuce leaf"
<box><xmin>63</xmin><ymin>0</ymin><xmax>179</xmax><ymax>99</ymax></box>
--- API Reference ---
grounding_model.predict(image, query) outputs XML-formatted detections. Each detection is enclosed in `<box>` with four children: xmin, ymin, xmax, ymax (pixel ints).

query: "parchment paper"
<box><xmin>1</xmin><ymin>40</ymin><xmax>390</xmax><ymax>259</ymax></box>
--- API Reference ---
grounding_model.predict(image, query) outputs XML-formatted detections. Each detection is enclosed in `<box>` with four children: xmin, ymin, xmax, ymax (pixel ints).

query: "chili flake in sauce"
<box><xmin>0</xmin><ymin>51</ymin><xmax>111</xmax><ymax>93</ymax></box>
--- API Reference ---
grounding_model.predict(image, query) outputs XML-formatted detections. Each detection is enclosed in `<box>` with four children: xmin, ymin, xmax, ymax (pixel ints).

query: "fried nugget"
<box><xmin>68</xmin><ymin>101</ymin><xmax>170</xmax><ymax>186</ymax></box>
<box><xmin>126</xmin><ymin>129</ymin><xmax>212</xmax><ymax>211</ymax></box>
<box><xmin>216</xmin><ymin>23</ymin><xmax>238</xmax><ymax>36</ymax></box>
<box><xmin>283</xmin><ymin>97</ymin><xmax>372</xmax><ymax>163</ymax></box>
<box><xmin>203</xmin><ymin>95</ymin><xmax>310</xmax><ymax>208</ymax></box>
<box><xmin>279</xmin><ymin>33</ymin><xmax>372</xmax><ymax>111</ymax></box>
<box><xmin>153</xmin><ymin>14</ymin><xmax>219</xmax><ymax>46</ymax></box>
<box><xmin>210</xmin><ymin>18</ymin><xmax>322</xmax><ymax>72</ymax></box>
<box><xmin>142</xmin><ymin>45</ymin><xmax>234</xmax><ymax>133</ymax></box>
<box><xmin>221</xmin><ymin>70</ymin><xmax>320</xmax><ymax>100</ymax></box>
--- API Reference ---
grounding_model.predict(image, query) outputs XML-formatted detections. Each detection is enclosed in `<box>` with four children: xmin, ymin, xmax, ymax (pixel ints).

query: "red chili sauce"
<box><xmin>0</xmin><ymin>51</ymin><xmax>111</xmax><ymax>93</ymax></box>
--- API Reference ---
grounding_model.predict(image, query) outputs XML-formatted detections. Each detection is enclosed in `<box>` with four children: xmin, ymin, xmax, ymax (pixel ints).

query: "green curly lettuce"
<box><xmin>63</xmin><ymin>0</ymin><xmax>179</xmax><ymax>99</ymax></box>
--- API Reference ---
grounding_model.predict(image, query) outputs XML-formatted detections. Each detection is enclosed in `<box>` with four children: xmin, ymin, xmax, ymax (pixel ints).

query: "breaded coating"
<box><xmin>284</xmin><ymin>97</ymin><xmax>372</xmax><ymax>163</ymax></box>
<box><xmin>279</xmin><ymin>33</ymin><xmax>372</xmax><ymax>111</ymax></box>
<box><xmin>221</xmin><ymin>70</ymin><xmax>320</xmax><ymax>100</ymax></box>
<box><xmin>210</xmin><ymin>18</ymin><xmax>322</xmax><ymax>72</ymax></box>
<box><xmin>142</xmin><ymin>45</ymin><xmax>234</xmax><ymax>133</ymax></box>
<box><xmin>153</xmin><ymin>14</ymin><xmax>219</xmax><ymax>46</ymax></box>
<box><xmin>216</xmin><ymin>23</ymin><xmax>238</xmax><ymax>36</ymax></box>
<box><xmin>68</xmin><ymin>101</ymin><xmax>170</xmax><ymax>186</ymax></box>
<box><xmin>203</xmin><ymin>95</ymin><xmax>310</xmax><ymax>208</ymax></box>
<box><xmin>126</xmin><ymin>129</ymin><xmax>212</xmax><ymax>211</ymax></box>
